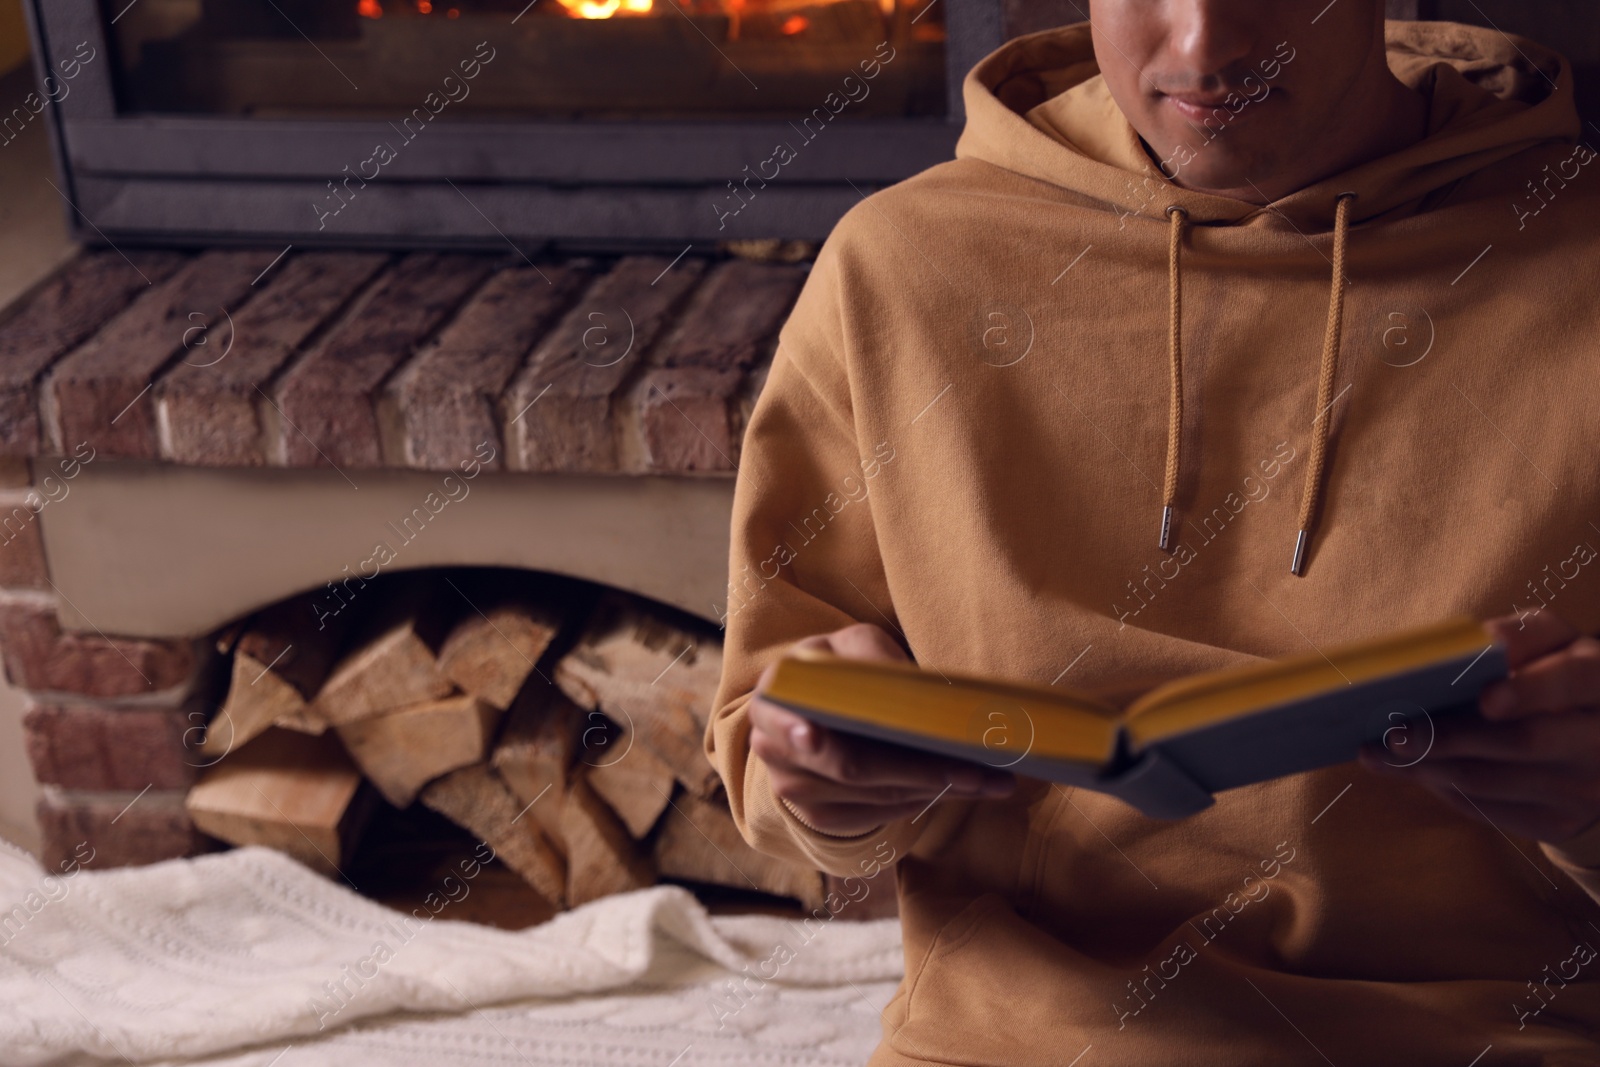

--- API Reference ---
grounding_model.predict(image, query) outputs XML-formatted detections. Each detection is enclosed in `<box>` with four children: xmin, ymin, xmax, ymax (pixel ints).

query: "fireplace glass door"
<box><xmin>106</xmin><ymin>0</ymin><xmax>949</xmax><ymax>119</ymax></box>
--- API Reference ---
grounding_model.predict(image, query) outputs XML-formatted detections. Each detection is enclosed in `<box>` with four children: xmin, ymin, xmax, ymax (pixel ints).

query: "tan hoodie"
<box><xmin>709</xmin><ymin>20</ymin><xmax>1600</xmax><ymax>1067</ymax></box>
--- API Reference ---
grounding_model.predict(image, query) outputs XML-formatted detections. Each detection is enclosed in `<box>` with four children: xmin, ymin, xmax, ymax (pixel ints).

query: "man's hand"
<box><xmin>1359</xmin><ymin>611</ymin><xmax>1600</xmax><ymax>848</ymax></box>
<box><xmin>749</xmin><ymin>622</ymin><xmax>1016</xmax><ymax>838</ymax></box>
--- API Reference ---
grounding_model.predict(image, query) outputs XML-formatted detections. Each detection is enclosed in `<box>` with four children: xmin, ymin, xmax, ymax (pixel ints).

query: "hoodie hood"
<box><xmin>954</xmin><ymin>20</ymin><xmax>1585</xmax><ymax>572</ymax></box>
<box><xmin>956</xmin><ymin>20</ymin><xmax>1582</xmax><ymax>229</ymax></box>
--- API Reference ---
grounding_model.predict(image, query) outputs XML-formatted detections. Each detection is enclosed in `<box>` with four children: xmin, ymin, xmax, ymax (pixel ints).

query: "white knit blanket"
<box><xmin>0</xmin><ymin>840</ymin><xmax>902</xmax><ymax>1067</ymax></box>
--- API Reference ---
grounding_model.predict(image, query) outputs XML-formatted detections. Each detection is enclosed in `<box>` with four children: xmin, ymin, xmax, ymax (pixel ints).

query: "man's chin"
<box><xmin>1162</xmin><ymin>147</ymin><xmax>1286</xmax><ymax>201</ymax></box>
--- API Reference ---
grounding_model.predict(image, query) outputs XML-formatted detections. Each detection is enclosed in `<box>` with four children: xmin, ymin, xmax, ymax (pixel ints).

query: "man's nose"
<box><xmin>1165</xmin><ymin>0</ymin><xmax>1257</xmax><ymax>83</ymax></box>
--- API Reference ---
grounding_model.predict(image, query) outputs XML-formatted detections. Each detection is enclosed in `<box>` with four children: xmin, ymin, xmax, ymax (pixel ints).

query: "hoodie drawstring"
<box><xmin>1291</xmin><ymin>192</ymin><xmax>1356</xmax><ymax>575</ymax></box>
<box><xmin>1157</xmin><ymin>193</ymin><xmax>1357</xmax><ymax>576</ymax></box>
<box><xmin>1159</xmin><ymin>206</ymin><xmax>1187</xmax><ymax>552</ymax></box>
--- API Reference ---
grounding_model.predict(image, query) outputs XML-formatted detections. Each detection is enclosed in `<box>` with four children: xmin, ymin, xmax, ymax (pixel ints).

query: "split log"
<box><xmin>438</xmin><ymin>599</ymin><xmax>562</xmax><ymax>710</ymax></box>
<box><xmin>560</xmin><ymin>775</ymin><xmax>653</xmax><ymax>907</ymax></box>
<box><xmin>204</xmin><ymin>652</ymin><xmax>309</xmax><ymax>757</ymax></box>
<box><xmin>654</xmin><ymin>789</ymin><xmax>823</xmax><ymax>910</ymax></box>
<box><xmin>311</xmin><ymin>577</ymin><xmax>457</xmax><ymax>727</ymax></box>
<box><xmin>185</xmin><ymin>728</ymin><xmax>374</xmax><ymax>878</ymax></box>
<box><xmin>337</xmin><ymin>694</ymin><xmax>502</xmax><ymax>808</ymax></box>
<box><xmin>554</xmin><ymin>593</ymin><xmax>723</xmax><ymax>797</ymax></box>
<box><xmin>201</xmin><ymin>593</ymin><xmax>359</xmax><ymax>756</ymax></box>
<box><xmin>421</xmin><ymin>763</ymin><xmax>566</xmax><ymax>908</ymax></box>
<box><xmin>587</xmin><ymin>734</ymin><xmax>675</xmax><ymax>838</ymax></box>
<box><xmin>490</xmin><ymin>685</ymin><xmax>589</xmax><ymax>854</ymax></box>
<box><xmin>212</xmin><ymin>619</ymin><xmax>249</xmax><ymax>656</ymax></box>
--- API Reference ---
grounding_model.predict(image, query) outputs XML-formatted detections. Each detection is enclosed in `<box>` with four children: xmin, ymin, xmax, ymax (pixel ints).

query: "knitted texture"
<box><xmin>0</xmin><ymin>840</ymin><xmax>901</xmax><ymax>1066</ymax></box>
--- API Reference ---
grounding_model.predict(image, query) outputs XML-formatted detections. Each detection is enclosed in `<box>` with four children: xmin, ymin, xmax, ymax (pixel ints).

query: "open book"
<box><xmin>762</xmin><ymin>618</ymin><xmax>1505</xmax><ymax>819</ymax></box>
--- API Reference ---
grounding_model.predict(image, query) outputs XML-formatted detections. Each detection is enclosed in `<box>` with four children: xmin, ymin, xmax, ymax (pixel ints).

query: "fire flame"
<box><xmin>555</xmin><ymin>0</ymin><xmax>654</xmax><ymax>16</ymax></box>
<box><xmin>358</xmin><ymin>0</ymin><xmax>891</xmax><ymax>25</ymax></box>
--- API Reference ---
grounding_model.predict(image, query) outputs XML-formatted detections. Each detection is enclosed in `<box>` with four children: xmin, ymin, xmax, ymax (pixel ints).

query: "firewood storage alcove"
<box><xmin>182</xmin><ymin>565</ymin><xmax>871</xmax><ymax>927</ymax></box>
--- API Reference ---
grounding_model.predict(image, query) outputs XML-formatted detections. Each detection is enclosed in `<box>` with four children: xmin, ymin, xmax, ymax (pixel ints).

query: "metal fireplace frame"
<box><xmin>23</xmin><ymin>0</ymin><xmax>1003</xmax><ymax>249</ymax></box>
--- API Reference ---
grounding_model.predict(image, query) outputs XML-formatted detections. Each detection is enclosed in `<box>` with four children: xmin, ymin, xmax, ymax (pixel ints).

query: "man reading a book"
<box><xmin>708</xmin><ymin>2</ymin><xmax>1600</xmax><ymax>1063</ymax></box>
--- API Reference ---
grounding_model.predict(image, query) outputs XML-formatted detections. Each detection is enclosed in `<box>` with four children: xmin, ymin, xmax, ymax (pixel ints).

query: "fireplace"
<box><xmin>9</xmin><ymin>0</ymin><xmax>1591</xmax><ymax>919</ymax></box>
<box><xmin>9</xmin><ymin>0</ymin><xmax>994</xmax><ymax>894</ymax></box>
<box><xmin>21</xmin><ymin>0</ymin><xmax>1002</xmax><ymax>246</ymax></box>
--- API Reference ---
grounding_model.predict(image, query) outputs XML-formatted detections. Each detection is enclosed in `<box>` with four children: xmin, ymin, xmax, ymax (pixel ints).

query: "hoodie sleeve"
<box><xmin>705</xmin><ymin>241</ymin><xmax>930</xmax><ymax>878</ymax></box>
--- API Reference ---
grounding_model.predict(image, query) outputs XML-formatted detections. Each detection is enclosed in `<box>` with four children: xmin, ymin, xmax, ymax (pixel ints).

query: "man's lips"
<box><xmin>1163</xmin><ymin>93</ymin><xmax>1234</xmax><ymax>121</ymax></box>
<box><xmin>1159</xmin><ymin>90</ymin><xmax>1276</xmax><ymax>123</ymax></box>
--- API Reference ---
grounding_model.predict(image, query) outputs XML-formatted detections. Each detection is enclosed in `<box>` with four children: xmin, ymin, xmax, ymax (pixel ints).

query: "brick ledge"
<box><xmin>0</xmin><ymin>247</ymin><xmax>807</xmax><ymax>476</ymax></box>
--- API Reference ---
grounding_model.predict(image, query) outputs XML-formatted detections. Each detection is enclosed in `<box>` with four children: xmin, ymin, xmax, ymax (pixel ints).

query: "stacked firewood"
<box><xmin>184</xmin><ymin>572</ymin><xmax>847</xmax><ymax>915</ymax></box>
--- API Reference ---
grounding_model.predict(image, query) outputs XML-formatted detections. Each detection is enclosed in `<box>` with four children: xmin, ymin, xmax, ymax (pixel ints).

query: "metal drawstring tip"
<box><xmin>1158</xmin><ymin>506</ymin><xmax>1174</xmax><ymax>552</ymax></box>
<box><xmin>1290</xmin><ymin>530</ymin><xmax>1310</xmax><ymax>575</ymax></box>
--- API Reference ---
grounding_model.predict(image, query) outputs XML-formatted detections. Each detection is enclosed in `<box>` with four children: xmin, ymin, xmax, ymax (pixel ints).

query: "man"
<box><xmin>709</xmin><ymin>2</ymin><xmax>1600</xmax><ymax>1064</ymax></box>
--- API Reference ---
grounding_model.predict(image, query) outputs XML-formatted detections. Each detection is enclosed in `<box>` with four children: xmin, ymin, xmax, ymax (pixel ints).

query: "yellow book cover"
<box><xmin>761</xmin><ymin>617</ymin><xmax>1504</xmax><ymax>818</ymax></box>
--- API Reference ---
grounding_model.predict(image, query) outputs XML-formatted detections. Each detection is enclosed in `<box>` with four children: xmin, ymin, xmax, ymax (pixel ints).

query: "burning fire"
<box><xmin>353</xmin><ymin>0</ymin><xmax>914</xmax><ymax>29</ymax></box>
<box><xmin>555</xmin><ymin>0</ymin><xmax>654</xmax><ymax>15</ymax></box>
<box><xmin>357</xmin><ymin>0</ymin><xmax>463</xmax><ymax>15</ymax></box>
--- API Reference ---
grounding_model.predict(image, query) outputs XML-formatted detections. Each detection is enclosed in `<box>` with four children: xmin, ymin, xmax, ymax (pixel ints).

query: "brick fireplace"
<box><xmin>3</xmin><ymin>0</ymin><xmax>1012</xmax><ymax>919</ymax></box>
<box><xmin>0</xmin><ymin>244</ymin><xmax>804</xmax><ymax>877</ymax></box>
<box><xmin>2</xmin><ymin>0</ymin><xmax>1587</xmax><ymax>919</ymax></box>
